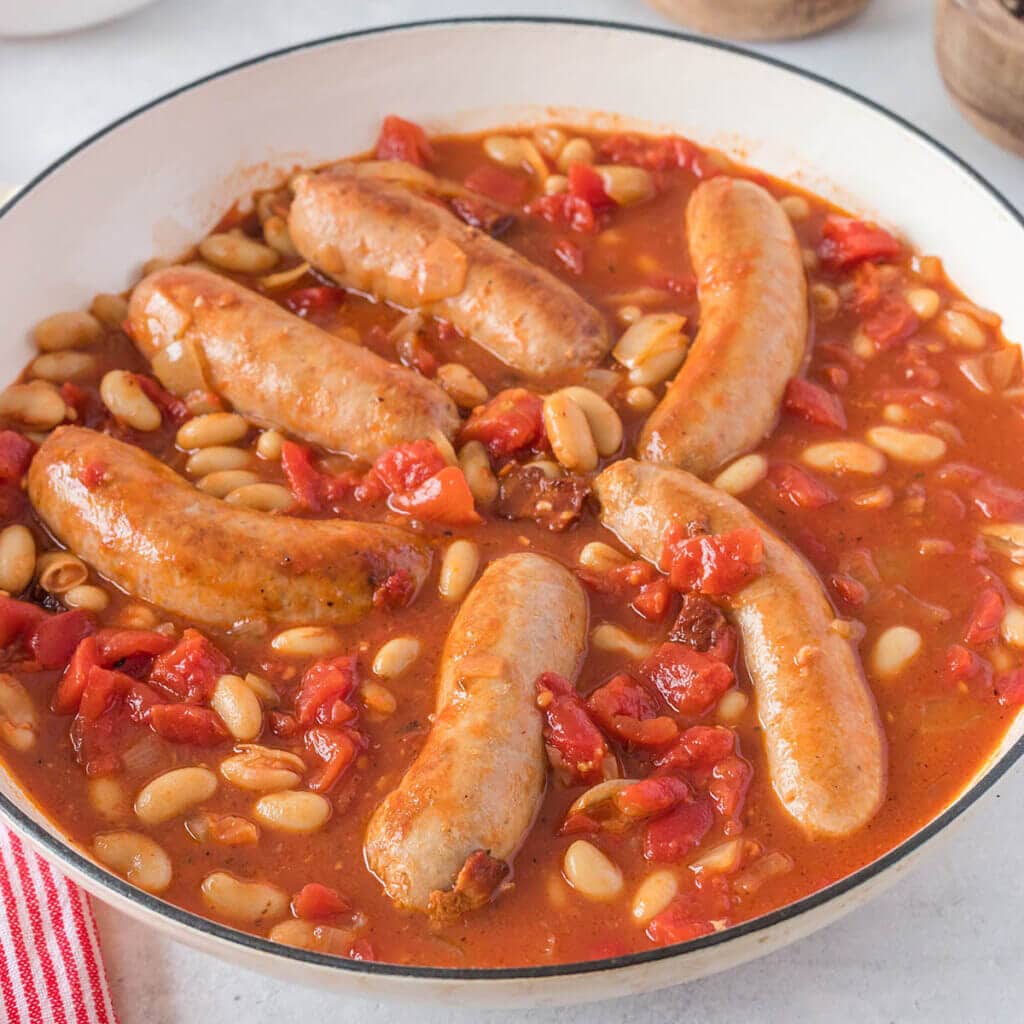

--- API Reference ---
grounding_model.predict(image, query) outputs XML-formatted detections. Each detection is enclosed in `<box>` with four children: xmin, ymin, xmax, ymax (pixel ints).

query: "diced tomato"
<box><xmin>632</xmin><ymin>578</ymin><xmax>672</xmax><ymax>622</ymax></box>
<box><xmin>645</xmin><ymin>881</ymin><xmax>731</xmax><ymax>945</ymax></box>
<box><xmin>995</xmin><ymin>669</ymin><xmax>1024</xmax><ymax>707</ymax></box>
<box><xmin>567</xmin><ymin>162</ymin><xmax>614</xmax><ymax>211</ymax></box>
<box><xmin>0</xmin><ymin>596</ymin><xmax>48</xmax><ymax>648</ymax></box>
<box><xmin>372</xmin><ymin>570</ymin><xmax>416</xmax><ymax>611</ymax></box>
<box><xmin>646</xmin><ymin>908</ymin><xmax>714</xmax><ymax>946</ymax></box>
<box><xmin>655</xmin><ymin>725</ymin><xmax>737</xmax><ymax>774</ymax></box>
<box><xmin>578</xmin><ymin>560</ymin><xmax>657</xmax><ymax>597</ymax></box>
<box><xmin>615</xmin><ymin>776</ymin><xmax>692</xmax><ymax>819</ymax></box>
<box><xmin>524</xmin><ymin>193</ymin><xmax>597</xmax><ymax>234</ymax></box>
<box><xmin>553</xmin><ymin>238</ymin><xmax>584</xmax><ymax>276</ymax></box>
<box><xmin>818</xmin><ymin>215</ymin><xmax>902</xmax><ymax>270</ymax></box>
<box><xmin>783</xmin><ymin>378</ymin><xmax>847</xmax><ymax>430</ymax></box>
<box><xmin>709</xmin><ymin>754</ymin><xmax>752</xmax><ymax>820</ymax></box>
<box><xmin>280</xmin><ymin>441</ymin><xmax>323</xmax><ymax>511</ymax></box>
<box><xmin>969</xmin><ymin>473</ymin><xmax>1024</xmax><ymax>521</ymax></box>
<box><xmin>643</xmin><ymin>799</ymin><xmax>714</xmax><ymax>861</ymax></box>
<box><xmin>463</xmin><ymin>164</ymin><xmax>528</xmax><ymax>205</ymax></box>
<box><xmin>963</xmin><ymin>586</ymin><xmax>1004</xmax><ymax>646</ymax></box>
<box><xmin>134</xmin><ymin>374</ymin><xmax>188</xmax><ymax>424</ymax></box>
<box><xmin>586</xmin><ymin>673</ymin><xmax>677</xmax><ymax>748</ymax></box>
<box><xmin>79</xmin><ymin>461</ymin><xmax>106</xmax><ymax>489</ymax></box>
<box><xmin>390</xmin><ymin>466</ymin><xmax>482</xmax><ymax>526</ymax></box>
<box><xmin>946</xmin><ymin>643</ymin><xmax>992</xmax><ymax>691</ymax></box>
<box><xmin>851</xmin><ymin>261</ymin><xmax>882</xmax><ymax>313</ymax></box>
<box><xmin>459</xmin><ymin>388</ymin><xmax>545</xmax><ymax>459</ymax></box>
<box><xmin>94</xmin><ymin>629</ymin><xmax>174</xmax><ymax>665</ymax></box>
<box><xmin>27</xmin><ymin>610</ymin><xmax>95</xmax><ymax>670</ymax></box>
<box><xmin>295</xmin><ymin>654</ymin><xmax>358</xmax><ymax>728</ymax></box>
<box><xmin>863</xmin><ymin>293</ymin><xmax>919</xmax><ymax>349</ymax></box>
<box><xmin>347</xmin><ymin>939</ymin><xmax>376</xmax><ymax>962</ymax></box>
<box><xmin>284</xmin><ymin>286</ymin><xmax>346</xmax><ymax>317</ymax></box>
<box><xmin>78</xmin><ymin>665</ymin><xmax>130</xmax><ymax>724</ymax></box>
<box><xmin>148</xmin><ymin>628</ymin><xmax>230</xmax><ymax>704</ymax></box>
<box><xmin>69</xmin><ymin>665</ymin><xmax>136</xmax><ymax>773</ymax></box>
<box><xmin>0</xmin><ymin>431</ymin><xmax>36</xmax><ymax>483</ymax></box>
<box><xmin>661</xmin><ymin>526</ymin><xmax>764</xmax><ymax>596</ymax></box>
<box><xmin>371</xmin><ymin>440</ymin><xmax>447</xmax><ymax>495</ymax></box>
<box><xmin>767</xmin><ymin>462</ymin><xmax>837</xmax><ymax>510</ymax></box>
<box><xmin>536</xmin><ymin>672</ymin><xmax>609</xmax><ymax>785</ymax></box>
<box><xmin>305</xmin><ymin>726</ymin><xmax>361</xmax><ymax>792</ymax></box>
<box><xmin>598</xmin><ymin>133</ymin><xmax>693</xmax><ymax>171</ymax></box>
<box><xmin>559</xmin><ymin>811</ymin><xmax>600</xmax><ymax>835</ymax></box>
<box><xmin>148</xmin><ymin>704</ymin><xmax>229</xmax><ymax>745</ymax></box>
<box><xmin>374</xmin><ymin>115</ymin><xmax>434</xmax><ymax>167</ymax></box>
<box><xmin>292</xmin><ymin>882</ymin><xmax>351</xmax><ymax>921</ymax></box>
<box><xmin>123</xmin><ymin>681</ymin><xmax>163</xmax><ymax>725</ymax></box>
<box><xmin>829</xmin><ymin>573</ymin><xmax>869</xmax><ymax>607</ymax></box>
<box><xmin>640</xmin><ymin>643</ymin><xmax>735</xmax><ymax>717</ymax></box>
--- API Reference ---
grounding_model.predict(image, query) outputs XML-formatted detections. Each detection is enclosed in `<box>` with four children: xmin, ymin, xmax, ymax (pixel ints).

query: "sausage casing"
<box><xmin>364</xmin><ymin>552</ymin><xmax>588</xmax><ymax>913</ymax></box>
<box><xmin>128</xmin><ymin>266</ymin><xmax>459</xmax><ymax>461</ymax></box>
<box><xmin>638</xmin><ymin>177</ymin><xmax>808</xmax><ymax>477</ymax></box>
<box><xmin>28</xmin><ymin>427</ymin><xmax>431</xmax><ymax>629</ymax></box>
<box><xmin>288</xmin><ymin>164</ymin><xmax>611</xmax><ymax>379</ymax></box>
<box><xmin>594</xmin><ymin>458</ymin><xmax>886</xmax><ymax>837</ymax></box>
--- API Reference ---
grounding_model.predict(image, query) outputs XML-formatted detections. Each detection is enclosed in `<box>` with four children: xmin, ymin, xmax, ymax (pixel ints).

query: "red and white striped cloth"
<box><xmin>0</xmin><ymin>827</ymin><xmax>119</xmax><ymax>1024</ymax></box>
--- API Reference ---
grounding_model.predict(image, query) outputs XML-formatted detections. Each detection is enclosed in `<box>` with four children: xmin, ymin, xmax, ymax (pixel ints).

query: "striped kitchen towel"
<box><xmin>0</xmin><ymin>827</ymin><xmax>118</xmax><ymax>1024</ymax></box>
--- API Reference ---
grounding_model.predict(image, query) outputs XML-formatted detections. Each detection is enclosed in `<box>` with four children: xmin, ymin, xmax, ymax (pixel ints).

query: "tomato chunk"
<box><xmin>459</xmin><ymin>389</ymin><xmax>545</xmax><ymax>459</ymax></box>
<box><xmin>0</xmin><ymin>596</ymin><xmax>47</xmax><ymax>649</ymax></box>
<box><xmin>640</xmin><ymin>643</ymin><xmax>735</xmax><ymax>717</ymax></box>
<box><xmin>95</xmin><ymin>628</ymin><xmax>174</xmax><ymax>665</ymax></box>
<box><xmin>281</xmin><ymin>441</ymin><xmax>324</xmax><ymax>511</ymax></box>
<box><xmin>524</xmin><ymin>193</ymin><xmax>597</xmax><ymax>234</ymax></box>
<box><xmin>644</xmin><ymin>799</ymin><xmax>714</xmax><ymax>861</ymax></box>
<box><xmin>54</xmin><ymin>636</ymin><xmax>103</xmax><ymax>715</ymax></box>
<box><xmin>598</xmin><ymin>134</ymin><xmax>693</xmax><ymax>171</ymax></box>
<box><xmin>818</xmin><ymin>215</ymin><xmax>902</xmax><ymax>269</ymax></box>
<box><xmin>28</xmin><ymin>610</ymin><xmax>95</xmax><ymax>670</ymax></box>
<box><xmin>963</xmin><ymin>586</ymin><xmax>1004</xmax><ymax>646</ymax></box>
<box><xmin>632</xmin><ymin>578</ymin><xmax>672</xmax><ymax>623</ymax></box>
<box><xmin>586</xmin><ymin>673</ymin><xmax>677</xmax><ymax>748</ymax></box>
<box><xmin>655</xmin><ymin>725</ymin><xmax>737</xmax><ymax>774</ymax></box>
<box><xmin>615</xmin><ymin>776</ymin><xmax>692</xmax><ymax>819</ymax></box>
<box><xmin>0</xmin><ymin>431</ymin><xmax>36</xmax><ymax>484</ymax></box>
<box><xmin>134</xmin><ymin>374</ymin><xmax>188</xmax><ymax>424</ymax></box>
<box><xmin>374</xmin><ymin>115</ymin><xmax>434</xmax><ymax>167</ymax></box>
<box><xmin>148</xmin><ymin>628</ymin><xmax>230</xmax><ymax>704</ymax></box>
<box><xmin>567</xmin><ymin>162</ymin><xmax>613</xmax><ymax>211</ymax></box>
<box><xmin>295</xmin><ymin>654</ymin><xmax>359</xmax><ymax>728</ymax></box>
<box><xmin>536</xmin><ymin>672</ymin><xmax>609</xmax><ymax>785</ymax></box>
<box><xmin>305</xmin><ymin>726</ymin><xmax>362</xmax><ymax>792</ymax></box>
<box><xmin>863</xmin><ymin>293</ymin><xmax>918</xmax><ymax>348</ymax></box>
<box><xmin>995</xmin><ymin>669</ymin><xmax>1024</xmax><ymax>707</ymax></box>
<box><xmin>390</xmin><ymin>466</ymin><xmax>482</xmax><ymax>526</ymax></box>
<box><xmin>292</xmin><ymin>882</ymin><xmax>351</xmax><ymax>921</ymax></box>
<box><xmin>661</xmin><ymin>526</ymin><xmax>763</xmax><ymax>596</ymax></box>
<box><xmin>783</xmin><ymin>378</ymin><xmax>847</xmax><ymax>430</ymax></box>
<box><xmin>148</xmin><ymin>704</ymin><xmax>229</xmax><ymax>746</ymax></box>
<box><xmin>767</xmin><ymin>462</ymin><xmax>837</xmax><ymax>510</ymax></box>
<box><xmin>284</xmin><ymin>286</ymin><xmax>346</xmax><ymax>317</ymax></box>
<box><xmin>371</xmin><ymin>440</ymin><xmax>447</xmax><ymax>494</ymax></box>
<box><xmin>709</xmin><ymin>754</ymin><xmax>752</xmax><ymax>820</ymax></box>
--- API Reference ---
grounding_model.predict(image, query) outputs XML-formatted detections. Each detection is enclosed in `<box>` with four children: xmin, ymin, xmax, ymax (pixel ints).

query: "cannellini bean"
<box><xmin>851</xmin><ymin>331</ymin><xmax>877</xmax><ymax>360</ymax></box>
<box><xmin>269</xmin><ymin>920</ymin><xmax>358</xmax><ymax>954</ymax></box>
<box><xmin>524</xmin><ymin>459</ymin><xmax>562</xmax><ymax>479</ymax></box>
<box><xmin>186</xmin><ymin>811</ymin><xmax>260</xmax><ymax>846</ymax></box>
<box><xmin>177</xmin><ymin>412</ymin><xmax>249</xmax><ymax>449</ymax></box>
<box><xmin>0</xmin><ymin>381</ymin><xmax>67</xmax><ymax>429</ymax></box>
<box><xmin>906</xmin><ymin>288</ymin><xmax>940</xmax><ymax>320</ymax></box>
<box><xmin>134</xmin><ymin>766</ymin><xmax>218</xmax><ymax>825</ymax></box>
<box><xmin>578</xmin><ymin>541</ymin><xmax>629</xmax><ymax>574</ymax></box>
<box><xmin>362</xmin><ymin>681</ymin><xmax>397</xmax><ymax>716</ymax></box>
<box><xmin>436</xmin><ymin>363</ymin><xmax>488</xmax><ymax>409</ymax></box>
<box><xmin>543</xmin><ymin>174</ymin><xmax>568</xmax><ymax>196</ymax></box>
<box><xmin>185</xmin><ymin>445</ymin><xmax>252</xmax><ymax>476</ymax></box>
<box><xmin>88</xmin><ymin>777</ymin><xmax>132</xmax><ymax>823</ymax></box>
<box><xmin>624</xmin><ymin>385</ymin><xmax>657</xmax><ymax>412</ymax></box>
<box><xmin>372</xmin><ymin>636</ymin><xmax>421</xmax><ymax>679</ymax></box>
<box><xmin>1008</xmin><ymin>567</ymin><xmax>1024</xmax><ymax>600</ymax></box>
<box><xmin>802</xmin><ymin>440</ymin><xmax>886</xmax><ymax>476</ymax></box>
<box><xmin>591</xmin><ymin>624</ymin><xmax>654</xmax><ymax>660</ymax></box>
<box><xmin>612</xmin><ymin>313</ymin><xmax>688</xmax><ymax>387</ymax></box>
<box><xmin>256</xmin><ymin>429</ymin><xmax>285</xmax><ymax>460</ymax></box>
<box><xmin>871</xmin><ymin>626</ymin><xmax>922</xmax><ymax>679</ymax></box>
<box><xmin>199</xmin><ymin>233</ymin><xmax>279</xmax><ymax>274</ymax></box>
<box><xmin>483</xmin><ymin>136</ymin><xmax>547</xmax><ymax>179</ymax></box>
<box><xmin>563</xmin><ymin>840</ymin><xmax>623</xmax><ymax>900</ymax></box>
<box><xmin>242</xmin><ymin>672</ymin><xmax>280</xmax><ymax>707</ymax></box>
<box><xmin>30</xmin><ymin>351</ymin><xmax>96</xmax><ymax>382</ymax></box>
<box><xmin>734</xmin><ymin>851</ymin><xmax>794</xmax><ymax>896</ymax></box>
<box><xmin>557</xmin><ymin>386</ymin><xmax>623</xmax><ymax>457</ymax></box>
<box><xmin>100</xmin><ymin>370</ymin><xmax>161</xmax><ymax>432</ymax></box>
<box><xmin>882</xmin><ymin>403</ymin><xmax>912</xmax><ymax>424</ymax></box>
<box><xmin>631</xmin><ymin>870</ymin><xmax>679</xmax><ymax>923</ymax></box>
<box><xmin>33</xmin><ymin>311</ymin><xmax>102</xmax><ymax>352</ymax></box>
<box><xmin>809</xmin><ymin>283</ymin><xmax>840</xmax><ymax>321</ymax></box>
<box><xmin>220</xmin><ymin>745</ymin><xmax>304</xmax><ymax>792</ymax></box>
<box><xmin>865</xmin><ymin>426</ymin><xmax>946</xmax><ymax>465</ymax></box>
<box><xmin>253</xmin><ymin>791</ymin><xmax>331</xmax><ymax>834</ymax></box>
<box><xmin>533</xmin><ymin>125</ymin><xmax>567</xmax><ymax>159</ymax></box>
<box><xmin>36</xmin><ymin>551</ymin><xmax>88</xmax><ymax>594</ymax></box>
<box><xmin>200</xmin><ymin>871</ymin><xmax>288</xmax><ymax>925</ymax></box>
<box><xmin>691</xmin><ymin>838</ymin><xmax>744</xmax><ymax>875</ymax></box>
<box><xmin>0</xmin><ymin>673</ymin><xmax>37</xmax><ymax>751</ymax></box>
<box><xmin>543</xmin><ymin>392</ymin><xmax>598</xmax><ymax>473</ymax></box>
<box><xmin>1001</xmin><ymin>604</ymin><xmax>1024</xmax><ymax>649</ymax></box>
<box><xmin>0</xmin><ymin>525</ymin><xmax>35</xmax><ymax>593</ymax></box>
<box><xmin>63</xmin><ymin>584</ymin><xmax>109</xmax><ymax>613</ymax></box>
<box><xmin>594</xmin><ymin>165</ymin><xmax>654</xmax><ymax>206</ymax></box>
<box><xmin>90</xmin><ymin>293</ymin><xmax>130</xmax><ymax>328</ymax></box>
<box><xmin>936</xmin><ymin>309</ymin><xmax>986</xmax><ymax>350</ymax></box>
<box><xmin>262</xmin><ymin>215</ymin><xmax>297</xmax><ymax>257</ymax></box>
<box><xmin>197</xmin><ymin>469</ymin><xmax>261</xmax><ymax>498</ymax></box>
<box><xmin>850</xmin><ymin>485</ymin><xmax>895</xmax><ymax>510</ymax></box>
<box><xmin>556</xmin><ymin>137</ymin><xmax>595</xmax><ymax>171</ymax></box>
<box><xmin>211</xmin><ymin>674</ymin><xmax>263</xmax><ymax>741</ymax></box>
<box><xmin>93</xmin><ymin>831</ymin><xmax>172</xmax><ymax>893</ymax></box>
<box><xmin>270</xmin><ymin>626</ymin><xmax>343</xmax><ymax>659</ymax></box>
<box><xmin>568</xmin><ymin>778</ymin><xmax>636</xmax><ymax>817</ymax></box>
<box><xmin>458</xmin><ymin>441</ymin><xmax>498</xmax><ymax>508</ymax></box>
<box><xmin>716</xmin><ymin>689</ymin><xmax>749</xmax><ymax>723</ymax></box>
<box><xmin>712</xmin><ymin>454</ymin><xmax>768</xmax><ymax>496</ymax></box>
<box><xmin>224</xmin><ymin>483</ymin><xmax>293</xmax><ymax>511</ymax></box>
<box><xmin>439</xmin><ymin>539</ymin><xmax>480</xmax><ymax>602</ymax></box>
<box><xmin>779</xmin><ymin>195</ymin><xmax>810</xmax><ymax>221</ymax></box>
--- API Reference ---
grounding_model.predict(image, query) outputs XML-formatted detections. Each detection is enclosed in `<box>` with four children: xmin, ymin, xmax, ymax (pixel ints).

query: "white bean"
<box><xmin>0</xmin><ymin>673</ymin><xmax>37</xmax><ymax>751</ymax></box>
<box><xmin>612</xmin><ymin>313</ymin><xmax>688</xmax><ymax>387</ymax></box>
<box><xmin>712</xmin><ymin>454</ymin><xmax>768</xmax><ymax>496</ymax></box>
<box><xmin>270</xmin><ymin>626</ymin><xmax>342</xmax><ymax>659</ymax></box>
<box><xmin>436</xmin><ymin>363</ymin><xmax>488</xmax><ymax>409</ymax></box>
<box><xmin>872</xmin><ymin>626</ymin><xmax>922</xmax><ymax>679</ymax></box>
<box><xmin>624</xmin><ymin>385</ymin><xmax>657</xmax><ymax>412</ymax></box>
<box><xmin>557</xmin><ymin>387</ymin><xmax>623</xmax><ymax>457</ymax></box>
<box><xmin>197</xmin><ymin>469</ymin><xmax>261</xmax><ymax>498</ymax></box>
<box><xmin>578</xmin><ymin>541</ymin><xmax>629</xmax><ymax>574</ymax></box>
<box><xmin>937</xmin><ymin>309</ymin><xmax>986</xmax><ymax>350</ymax></box>
<box><xmin>372</xmin><ymin>636</ymin><xmax>421</xmax><ymax>679</ymax></box>
<box><xmin>865</xmin><ymin>426</ymin><xmax>946</xmax><ymax>465</ymax></box>
<box><xmin>34</xmin><ymin>311</ymin><xmax>102</xmax><ymax>352</ymax></box>
<box><xmin>591</xmin><ymin>624</ymin><xmax>654</xmax><ymax>660</ymax></box>
<box><xmin>200</xmin><ymin>871</ymin><xmax>288</xmax><ymax>925</ymax></box>
<box><xmin>88</xmin><ymin>778</ymin><xmax>132</xmax><ymax>823</ymax></box>
<box><xmin>716</xmin><ymin>689</ymin><xmax>749</xmax><ymax>723</ymax></box>
<box><xmin>100</xmin><ymin>370</ymin><xmax>161</xmax><ymax>432</ymax></box>
<box><xmin>199</xmin><ymin>233</ymin><xmax>279</xmax><ymax>274</ymax></box>
<box><xmin>631</xmin><ymin>869</ymin><xmax>679</xmax><ymax>923</ymax></box>
<box><xmin>906</xmin><ymin>288</ymin><xmax>940</xmax><ymax>320</ymax></box>
<box><xmin>224</xmin><ymin>483</ymin><xmax>293</xmax><ymax>511</ymax></box>
<box><xmin>802</xmin><ymin>440</ymin><xmax>886</xmax><ymax>476</ymax></box>
<box><xmin>563</xmin><ymin>840</ymin><xmax>623</xmax><ymax>900</ymax></box>
<box><xmin>458</xmin><ymin>440</ymin><xmax>498</xmax><ymax>508</ymax></box>
<box><xmin>134</xmin><ymin>767</ymin><xmax>218</xmax><ymax>825</ymax></box>
<box><xmin>177</xmin><ymin>412</ymin><xmax>249</xmax><ymax>449</ymax></box>
<box><xmin>30</xmin><ymin>351</ymin><xmax>97</xmax><ymax>382</ymax></box>
<box><xmin>0</xmin><ymin>382</ymin><xmax>67</xmax><ymax>429</ymax></box>
<box><xmin>253</xmin><ymin>791</ymin><xmax>331</xmax><ymax>834</ymax></box>
<box><xmin>93</xmin><ymin>831</ymin><xmax>172</xmax><ymax>893</ymax></box>
<box><xmin>1001</xmin><ymin>604</ymin><xmax>1024</xmax><ymax>649</ymax></box>
<box><xmin>89</xmin><ymin>293</ymin><xmax>129</xmax><ymax>328</ymax></box>
<box><xmin>269</xmin><ymin>920</ymin><xmax>357</xmax><ymax>954</ymax></box>
<box><xmin>810</xmin><ymin>283</ymin><xmax>840</xmax><ymax>321</ymax></box>
<box><xmin>220</xmin><ymin>745</ymin><xmax>304</xmax><ymax>792</ymax></box>
<box><xmin>543</xmin><ymin>392</ymin><xmax>598</xmax><ymax>473</ymax></box>
<box><xmin>556</xmin><ymin>137</ymin><xmax>595</xmax><ymax>171</ymax></box>
<box><xmin>63</xmin><ymin>584</ymin><xmax>109</xmax><ymax>613</ymax></box>
<box><xmin>256</xmin><ymin>429</ymin><xmax>285</xmax><ymax>460</ymax></box>
<box><xmin>439</xmin><ymin>540</ymin><xmax>480</xmax><ymax>603</ymax></box>
<box><xmin>0</xmin><ymin>525</ymin><xmax>35</xmax><ymax>593</ymax></box>
<box><xmin>779</xmin><ymin>195</ymin><xmax>810</xmax><ymax>221</ymax></box>
<box><xmin>211</xmin><ymin>674</ymin><xmax>263</xmax><ymax>741</ymax></box>
<box><xmin>594</xmin><ymin>165</ymin><xmax>655</xmax><ymax>206</ymax></box>
<box><xmin>185</xmin><ymin>446</ymin><xmax>252</xmax><ymax>476</ymax></box>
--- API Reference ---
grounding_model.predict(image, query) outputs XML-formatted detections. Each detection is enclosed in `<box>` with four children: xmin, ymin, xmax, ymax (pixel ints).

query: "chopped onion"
<box><xmin>732</xmin><ymin>851</ymin><xmax>794</xmax><ymax>896</ymax></box>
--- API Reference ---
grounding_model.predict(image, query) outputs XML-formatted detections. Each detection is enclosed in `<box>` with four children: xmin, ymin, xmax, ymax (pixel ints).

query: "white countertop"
<box><xmin>3</xmin><ymin>1</ymin><xmax>1023</xmax><ymax>1021</ymax></box>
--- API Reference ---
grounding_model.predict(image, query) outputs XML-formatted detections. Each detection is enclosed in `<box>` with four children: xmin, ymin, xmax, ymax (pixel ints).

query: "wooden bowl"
<box><xmin>936</xmin><ymin>0</ymin><xmax>1024</xmax><ymax>155</ymax></box>
<box><xmin>645</xmin><ymin>0</ymin><xmax>870</xmax><ymax>40</ymax></box>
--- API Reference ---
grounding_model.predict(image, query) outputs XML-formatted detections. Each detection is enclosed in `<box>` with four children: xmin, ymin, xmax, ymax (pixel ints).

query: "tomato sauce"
<box><xmin>0</xmin><ymin>120</ymin><xmax>1021</xmax><ymax>967</ymax></box>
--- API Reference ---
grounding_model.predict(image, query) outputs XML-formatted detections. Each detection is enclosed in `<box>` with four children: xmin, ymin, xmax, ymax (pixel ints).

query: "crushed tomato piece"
<box><xmin>586</xmin><ymin>673</ymin><xmax>677</xmax><ymax>748</ymax></box>
<box><xmin>767</xmin><ymin>461</ymin><xmax>837</xmax><ymax>510</ymax></box>
<box><xmin>818</xmin><ymin>215</ymin><xmax>902</xmax><ymax>270</ymax></box>
<box><xmin>640</xmin><ymin>643</ymin><xmax>735</xmax><ymax>717</ymax></box>
<box><xmin>963</xmin><ymin>586</ymin><xmax>1004</xmax><ymax>646</ymax></box>
<box><xmin>292</xmin><ymin>883</ymin><xmax>351</xmax><ymax>921</ymax></box>
<box><xmin>783</xmin><ymin>377</ymin><xmax>847</xmax><ymax>430</ymax></box>
<box><xmin>643</xmin><ymin>799</ymin><xmax>714</xmax><ymax>861</ymax></box>
<box><xmin>374</xmin><ymin>115</ymin><xmax>434</xmax><ymax>167</ymax></box>
<box><xmin>661</xmin><ymin>526</ymin><xmax>763</xmax><ymax>596</ymax></box>
<box><xmin>536</xmin><ymin>672</ymin><xmax>609</xmax><ymax>785</ymax></box>
<box><xmin>148</xmin><ymin>629</ymin><xmax>230</xmax><ymax>704</ymax></box>
<box><xmin>459</xmin><ymin>389</ymin><xmax>545</xmax><ymax>459</ymax></box>
<box><xmin>295</xmin><ymin>655</ymin><xmax>359</xmax><ymax>728</ymax></box>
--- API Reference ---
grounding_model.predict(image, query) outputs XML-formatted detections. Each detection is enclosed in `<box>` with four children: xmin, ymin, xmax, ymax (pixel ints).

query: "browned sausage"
<box><xmin>128</xmin><ymin>266</ymin><xmax>459</xmax><ymax>462</ymax></box>
<box><xmin>288</xmin><ymin>164</ymin><xmax>611</xmax><ymax>379</ymax></box>
<box><xmin>28</xmin><ymin>427</ymin><xmax>431</xmax><ymax>628</ymax></box>
<box><xmin>594</xmin><ymin>459</ymin><xmax>886</xmax><ymax>837</ymax></box>
<box><xmin>364</xmin><ymin>553</ymin><xmax>588</xmax><ymax>914</ymax></box>
<box><xmin>637</xmin><ymin>177</ymin><xmax>808</xmax><ymax>478</ymax></box>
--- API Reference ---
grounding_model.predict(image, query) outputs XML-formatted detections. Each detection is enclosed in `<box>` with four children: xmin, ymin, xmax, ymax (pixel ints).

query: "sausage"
<box><xmin>593</xmin><ymin>459</ymin><xmax>886</xmax><ymax>837</ymax></box>
<box><xmin>364</xmin><ymin>553</ymin><xmax>588</xmax><ymax>915</ymax></box>
<box><xmin>637</xmin><ymin>177</ymin><xmax>808</xmax><ymax>478</ymax></box>
<box><xmin>288</xmin><ymin>164</ymin><xmax>611</xmax><ymax>379</ymax></box>
<box><xmin>28</xmin><ymin>427</ymin><xmax>430</xmax><ymax>629</ymax></box>
<box><xmin>128</xmin><ymin>266</ymin><xmax>459</xmax><ymax>462</ymax></box>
